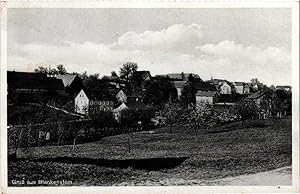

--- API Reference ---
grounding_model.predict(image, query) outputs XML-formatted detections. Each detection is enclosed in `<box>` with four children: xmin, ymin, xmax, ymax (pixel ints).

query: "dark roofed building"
<box><xmin>56</xmin><ymin>74</ymin><xmax>84</xmax><ymax>97</ymax></box>
<box><xmin>245</xmin><ymin>92</ymin><xmax>265</xmax><ymax>106</ymax></box>
<box><xmin>276</xmin><ymin>85</ymin><xmax>292</xmax><ymax>93</ymax></box>
<box><xmin>8</xmin><ymin>71</ymin><xmax>65</xmax><ymax>94</ymax></box>
<box><xmin>8</xmin><ymin>71</ymin><xmax>66</xmax><ymax>103</ymax></box>
<box><xmin>194</xmin><ymin>82</ymin><xmax>217</xmax><ymax>92</ymax></box>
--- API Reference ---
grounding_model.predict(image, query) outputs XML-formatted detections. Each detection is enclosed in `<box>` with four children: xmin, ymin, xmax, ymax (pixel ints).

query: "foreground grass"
<box><xmin>9</xmin><ymin>117</ymin><xmax>292</xmax><ymax>186</ymax></box>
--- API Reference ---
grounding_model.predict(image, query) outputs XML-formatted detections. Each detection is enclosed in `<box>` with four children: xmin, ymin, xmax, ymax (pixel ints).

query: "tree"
<box><xmin>188</xmin><ymin>103</ymin><xmax>216</xmax><ymax>135</ymax></box>
<box><xmin>236</xmin><ymin>100</ymin><xmax>259</xmax><ymax>121</ymax></box>
<box><xmin>57</xmin><ymin>64</ymin><xmax>67</xmax><ymax>75</ymax></box>
<box><xmin>181</xmin><ymin>81</ymin><xmax>196</xmax><ymax>107</ymax></box>
<box><xmin>143</xmin><ymin>77</ymin><xmax>176</xmax><ymax>107</ymax></box>
<box><xmin>34</xmin><ymin>66</ymin><xmax>49</xmax><ymax>74</ymax></box>
<box><xmin>119</xmin><ymin>62</ymin><xmax>138</xmax><ymax>81</ymax></box>
<box><xmin>34</xmin><ymin>64</ymin><xmax>68</xmax><ymax>75</ymax></box>
<box><xmin>162</xmin><ymin>102</ymin><xmax>182</xmax><ymax>132</ymax></box>
<box><xmin>111</xmin><ymin>71</ymin><xmax>118</xmax><ymax>77</ymax></box>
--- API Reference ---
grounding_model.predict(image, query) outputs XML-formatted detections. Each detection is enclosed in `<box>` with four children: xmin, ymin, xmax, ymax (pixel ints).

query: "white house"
<box><xmin>220</xmin><ymin>82</ymin><xmax>232</xmax><ymax>94</ymax></box>
<box><xmin>116</xmin><ymin>89</ymin><xmax>127</xmax><ymax>103</ymax></box>
<box><xmin>196</xmin><ymin>91</ymin><xmax>218</xmax><ymax>105</ymax></box>
<box><xmin>243</xmin><ymin>84</ymin><xmax>251</xmax><ymax>94</ymax></box>
<box><xmin>74</xmin><ymin>89</ymin><xmax>89</xmax><ymax>114</ymax></box>
<box><xmin>112</xmin><ymin>102</ymin><xmax>128</xmax><ymax>121</ymax></box>
<box><xmin>234</xmin><ymin>82</ymin><xmax>244</xmax><ymax>94</ymax></box>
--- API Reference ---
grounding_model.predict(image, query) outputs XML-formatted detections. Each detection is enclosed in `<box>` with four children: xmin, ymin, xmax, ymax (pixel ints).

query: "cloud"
<box><xmin>113</xmin><ymin>23</ymin><xmax>203</xmax><ymax>52</ymax></box>
<box><xmin>8</xmin><ymin>24</ymin><xmax>291</xmax><ymax>85</ymax></box>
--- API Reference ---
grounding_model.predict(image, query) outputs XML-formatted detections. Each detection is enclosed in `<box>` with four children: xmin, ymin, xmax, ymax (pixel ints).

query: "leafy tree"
<box><xmin>111</xmin><ymin>71</ymin><xmax>118</xmax><ymax>77</ymax></box>
<box><xmin>34</xmin><ymin>66</ymin><xmax>49</xmax><ymax>74</ymax></box>
<box><xmin>188</xmin><ymin>103</ymin><xmax>216</xmax><ymax>135</ymax></box>
<box><xmin>57</xmin><ymin>64</ymin><xmax>67</xmax><ymax>75</ymax></box>
<box><xmin>119</xmin><ymin>62</ymin><xmax>138</xmax><ymax>81</ymax></box>
<box><xmin>181</xmin><ymin>81</ymin><xmax>196</xmax><ymax>107</ymax></box>
<box><xmin>90</xmin><ymin>111</ymin><xmax>116</xmax><ymax>130</ymax></box>
<box><xmin>162</xmin><ymin>102</ymin><xmax>182</xmax><ymax>132</ymax></box>
<box><xmin>236</xmin><ymin>100</ymin><xmax>259</xmax><ymax>121</ymax></box>
<box><xmin>34</xmin><ymin>64</ymin><xmax>68</xmax><ymax>75</ymax></box>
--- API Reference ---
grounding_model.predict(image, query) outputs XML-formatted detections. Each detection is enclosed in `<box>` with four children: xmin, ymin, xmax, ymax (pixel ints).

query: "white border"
<box><xmin>0</xmin><ymin>1</ymin><xmax>299</xmax><ymax>193</ymax></box>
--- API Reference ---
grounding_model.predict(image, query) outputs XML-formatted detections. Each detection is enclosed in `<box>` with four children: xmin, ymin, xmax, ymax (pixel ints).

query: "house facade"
<box><xmin>74</xmin><ymin>89</ymin><xmax>89</xmax><ymax>114</ymax></box>
<box><xmin>196</xmin><ymin>91</ymin><xmax>218</xmax><ymax>105</ymax></box>
<box><xmin>233</xmin><ymin>82</ymin><xmax>244</xmax><ymax>94</ymax></box>
<box><xmin>220</xmin><ymin>82</ymin><xmax>232</xmax><ymax>94</ymax></box>
<box><xmin>89</xmin><ymin>99</ymin><xmax>115</xmax><ymax>112</ymax></box>
<box><xmin>116</xmin><ymin>89</ymin><xmax>128</xmax><ymax>103</ymax></box>
<box><xmin>243</xmin><ymin>84</ymin><xmax>251</xmax><ymax>94</ymax></box>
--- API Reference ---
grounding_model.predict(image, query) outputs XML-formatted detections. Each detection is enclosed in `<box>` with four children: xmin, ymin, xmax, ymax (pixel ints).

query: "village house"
<box><xmin>56</xmin><ymin>74</ymin><xmax>85</xmax><ymax>97</ymax></box>
<box><xmin>7</xmin><ymin>71</ymin><xmax>66</xmax><ymax>103</ymax></box>
<box><xmin>245</xmin><ymin>92</ymin><xmax>265</xmax><ymax>106</ymax></box>
<box><xmin>243</xmin><ymin>83</ymin><xmax>251</xmax><ymax>94</ymax></box>
<box><xmin>220</xmin><ymin>82</ymin><xmax>233</xmax><ymax>95</ymax></box>
<box><xmin>207</xmin><ymin>78</ymin><xmax>227</xmax><ymax>89</ymax></box>
<box><xmin>102</xmin><ymin>75</ymin><xmax>126</xmax><ymax>89</ymax></box>
<box><xmin>89</xmin><ymin>97</ymin><xmax>115</xmax><ymax>113</ymax></box>
<box><xmin>112</xmin><ymin>101</ymin><xmax>148</xmax><ymax>121</ymax></box>
<box><xmin>276</xmin><ymin>85</ymin><xmax>292</xmax><ymax>93</ymax></box>
<box><xmin>233</xmin><ymin>82</ymin><xmax>244</xmax><ymax>95</ymax></box>
<box><xmin>74</xmin><ymin>89</ymin><xmax>89</xmax><ymax>114</ymax></box>
<box><xmin>196</xmin><ymin>91</ymin><xmax>218</xmax><ymax>105</ymax></box>
<box><xmin>115</xmin><ymin>89</ymin><xmax>128</xmax><ymax>103</ymax></box>
<box><xmin>74</xmin><ymin>89</ymin><xmax>116</xmax><ymax>115</ymax></box>
<box><xmin>113</xmin><ymin>90</ymin><xmax>145</xmax><ymax>121</ymax></box>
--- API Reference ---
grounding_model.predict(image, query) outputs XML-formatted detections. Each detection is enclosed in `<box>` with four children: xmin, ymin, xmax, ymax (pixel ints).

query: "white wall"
<box><xmin>74</xmin><ymin>90</ymin><xmax>89</xmax><ymax>114</ymax></box>
<box><xmin>220</xmin><ymin>83</ymin><xmax>232</xmax><ymax>94</ymax></box>
<box><xmin>235</xmin><ymin>85</ymin><xmax>243</xmax><ymax>94</ymax></box>
<box><xmin>196</xmin><ymin>96</ymin><xmax>213</xmax><ymax>104</ymax></box>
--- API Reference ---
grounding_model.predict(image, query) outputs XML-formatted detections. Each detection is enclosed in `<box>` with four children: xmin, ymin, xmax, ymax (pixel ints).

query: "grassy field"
<box><xmin>8</xmin><ymin>117</ymin><xmax>292</xmax><ymax>186</ymax></box>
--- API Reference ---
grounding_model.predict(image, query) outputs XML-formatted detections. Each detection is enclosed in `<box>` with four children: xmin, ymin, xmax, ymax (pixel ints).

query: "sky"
<box><xmin>7</xmin><ymin>8</ymin><xmax>292</xmax><ymax>86</ymax></box>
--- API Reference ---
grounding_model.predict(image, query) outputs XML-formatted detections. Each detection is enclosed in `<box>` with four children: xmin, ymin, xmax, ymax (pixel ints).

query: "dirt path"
<box><xmin>213</xmin><ymin>166</ymin><xmax>292</xmax><ymax>186</ymax></box>
<box><xmin>114</xmin><ymin>166</ymin><xmax>292</xmax><ymax>186</ymax></box>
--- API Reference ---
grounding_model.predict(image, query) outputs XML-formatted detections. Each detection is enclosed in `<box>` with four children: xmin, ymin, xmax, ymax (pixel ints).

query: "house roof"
<box><xmin>276</xmin><ymin>85</ymin><xmax>292</xmax><ymax>89</ymax></box>
<box><xmin>196</xmin><ymin>91</ymin><xmax>218</xmax><ymax>97</ymax></box>
<box><xmin>194</xmin><ymin>82</ymin><xmax>217</xmax><ymax>91</ymax></box>
<box><xmin>8</xmin><ymin>71</ymin><xmax>65</xmax><ymax>90</ymax></box>
<box><xmin>133</xmin><ymin>71</ymin><xmax>151</xmax><ymax>80</ymax></box>
<box><xmin>8</xmin><ymin>71</ymin><xmax>47</xmax><ymax>79</ymax></box>
<box><xmin>246</xmin><ymin>92</ymin><xmax>265</xmax><ymax>99</ymax></box>
<box><xmin>56</xmin><ymin>74</ymin><xmax>77</xmax><ymax>87</ymax></box>
<box><xmin>173</xmin><ymin>80</ymin><xmax>187</xmax><ymax>88</ymax></box>
<box><xmin>234</xmin><ymin>82</ymin><xmax>244</xmax><ymax>86</ymax></box>
<box><xmin>128</xmin><ymin>90</ymin><xmax>142</xmax><ymax>97</ymax></box>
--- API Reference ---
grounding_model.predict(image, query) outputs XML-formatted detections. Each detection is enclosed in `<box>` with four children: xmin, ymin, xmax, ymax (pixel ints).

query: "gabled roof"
<box><xmin>234</xmin><ymin>82</ymin><xmax>244</xmax><ymax>86</ymax></box>
<box><xmin>133</xmin><ymin>71</ymin><xmax>151</xmax><ymax>80</ymax></box>
<box><xmin>276</xmin><ymin>85</ymin><xmax>292</xmax><ymax>89</ymax></box>
<box><xmin>56</xmin><ymin>74</ymin><xmax>78</xmax><ymax>87</ymax></box>
<box><xmin>173</xmin><ymin>80</ymin><xmax>187</xmax><ymax>88</ymax></box>
<box><xmin>128</xmin><ymin>90</ymin><xmax>142</xmax><ymax>97</ymax></box>
<box><xmin>194</xmin><ymin>82</ymin><xmax>217</xmax><ymax>91</ymax></box>
<box><xmin>246</xmin><ymin>92</ymin><xmax>265</xmax><ymax>99</ymax></box>
<box><xmin>196</xmin><ymin>91</ymin><xmax>218</xmax><ymax>97</ymax></box>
